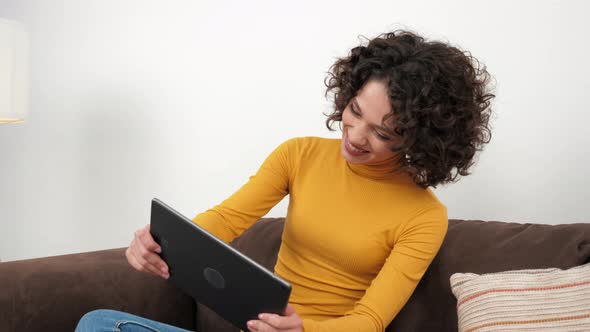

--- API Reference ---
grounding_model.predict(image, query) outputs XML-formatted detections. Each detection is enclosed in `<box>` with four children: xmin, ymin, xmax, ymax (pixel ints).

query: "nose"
<box><xmin>346</xmin><ymin>125</ymin><xmax>369</xmax><ymax>147</ymax></box>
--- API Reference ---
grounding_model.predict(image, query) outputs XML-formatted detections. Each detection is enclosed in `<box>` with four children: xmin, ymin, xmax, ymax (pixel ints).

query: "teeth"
<box><xmin>348</xmin><ymin>141</ymin><xmax>367</xmax><ymax>153</ymax></box>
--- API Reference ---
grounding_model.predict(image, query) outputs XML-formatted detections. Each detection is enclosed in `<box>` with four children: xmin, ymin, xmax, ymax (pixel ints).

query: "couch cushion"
<box><xmin>450</xmin><ymin>263</ymin><xmax>590</xmax><ymax>331</ymax></box>
<box><xmin>387</xmin><ymin>219</ymin><xmax>590</xmax><ymax>332</ymax></box>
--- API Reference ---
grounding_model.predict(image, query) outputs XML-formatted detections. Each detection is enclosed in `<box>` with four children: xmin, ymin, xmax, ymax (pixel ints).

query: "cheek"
<box><xmin>371</xmin><ymin>141</ymin><xmax>396</xmax><ymax>157</ymax></box>
<box><xmin>341</xmin><ymin>109</ymin><xmax>352</xmax><ymax>125</ymax></box>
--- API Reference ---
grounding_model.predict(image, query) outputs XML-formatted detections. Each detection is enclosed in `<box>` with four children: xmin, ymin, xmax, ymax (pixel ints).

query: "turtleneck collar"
<box><xmin>345</xmin><ymin>154</ymin><xmax>407</xmax><ymax>181</ymax></box>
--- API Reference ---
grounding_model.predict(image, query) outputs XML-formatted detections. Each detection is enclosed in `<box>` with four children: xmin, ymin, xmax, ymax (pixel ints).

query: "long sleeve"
<box><xmin>191</xmin><ymin>138</ymin><xmax>297</xmax><ymax>243</ymax></box>
<box><xmin>301</xmin><ymin>205</ymin><xmax>448</xmax><ymax>332</ymax></box>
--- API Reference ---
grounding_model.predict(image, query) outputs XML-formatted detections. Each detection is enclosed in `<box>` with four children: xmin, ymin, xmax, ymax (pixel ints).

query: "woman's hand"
<box><xmin>247</xmin><ymin>304</ymin><xmax>303</xmax><ymax>332</ymax></box>
<box><xmin>125</xmin><ymin>224</ymin><xmax>170</xmax><ymax>279</ymax></box>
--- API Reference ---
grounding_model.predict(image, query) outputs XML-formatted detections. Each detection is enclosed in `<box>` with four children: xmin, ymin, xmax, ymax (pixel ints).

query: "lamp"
<box><xmin>0</xmin><ymin>18</ymin><xmax>28</xmax><ymax>124</ymax></box>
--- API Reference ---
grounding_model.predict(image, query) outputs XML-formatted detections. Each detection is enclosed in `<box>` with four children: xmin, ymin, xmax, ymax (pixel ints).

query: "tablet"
<box><xmin>149</xmin><ymin>198</ymin><xmax>292</xmax><ymax>331</ymax></box>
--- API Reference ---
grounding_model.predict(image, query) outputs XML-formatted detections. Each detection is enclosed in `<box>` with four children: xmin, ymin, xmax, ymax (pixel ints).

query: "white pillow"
<box><xmin>450</xmin><ymin>263</ymin><xmax>590</xmax><ymax>332</ymax></box>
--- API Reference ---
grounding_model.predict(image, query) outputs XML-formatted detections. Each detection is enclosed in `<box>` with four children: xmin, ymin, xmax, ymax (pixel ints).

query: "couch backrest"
<box><xmin>197</xmin><ymin>218</ymin><xmax>590</xmax><ymax>332</ymax></box>
<box><xmin>389</xmin><ymin>219</ymin><xmax>590</xmax><ymax>332</ymax></box>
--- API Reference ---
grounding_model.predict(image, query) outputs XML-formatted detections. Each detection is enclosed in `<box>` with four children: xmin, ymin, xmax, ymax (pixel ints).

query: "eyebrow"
<box><xmin>351</xmin><ymin>98</ymin><xmax>395</xmax><ymax>135</ymax></box>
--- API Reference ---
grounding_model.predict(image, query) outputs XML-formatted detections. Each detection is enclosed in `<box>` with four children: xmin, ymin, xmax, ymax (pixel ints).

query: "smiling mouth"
<box><xmin>345</xmin><ymin>137</ymin><xmax>369</xmax><ymax>156</ymax></box>
<box><xmin>348</xmin><ymin>140</ymin><xmax>368</xmax><ymax>153</ymax></box>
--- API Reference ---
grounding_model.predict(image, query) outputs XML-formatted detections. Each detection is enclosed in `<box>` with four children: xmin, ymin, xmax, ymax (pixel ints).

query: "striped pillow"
<box><xmin>450</xmin><ymin>263</ymin><xmax>590</xmax><ymax>332</ymax></box>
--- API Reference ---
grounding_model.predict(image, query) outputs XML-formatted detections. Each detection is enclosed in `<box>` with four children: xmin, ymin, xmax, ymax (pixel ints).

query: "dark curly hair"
<box><xmin>325</xmin><ymin>30</ymin><xmax>495</xmax><ymax>188</ymax></box>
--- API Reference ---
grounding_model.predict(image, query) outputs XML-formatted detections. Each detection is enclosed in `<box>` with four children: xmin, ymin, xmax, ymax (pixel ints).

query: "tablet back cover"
<box><xmin>150</xmin><ymin>198</ymin><xmax>292</xmax><ymax>331</ymax></box>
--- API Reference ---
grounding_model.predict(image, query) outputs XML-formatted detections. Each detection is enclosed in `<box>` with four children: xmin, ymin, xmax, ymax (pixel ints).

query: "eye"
<box><xmin>375</xmin><ymin>131</ymin><xmax>391</xmax><ymax>141</ymax></box>
<box><xmin>349</xmin><ymin>104</ymin><xmax>361</xmax><ymax>117</ymax></box>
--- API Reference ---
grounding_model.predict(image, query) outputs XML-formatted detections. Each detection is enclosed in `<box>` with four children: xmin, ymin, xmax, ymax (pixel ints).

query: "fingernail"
<box><xmin>156</xmin><ymin>248</ymin><xmax>162</xmax><ymax>253</ymax></box>
<box><xmin>247</xmin><ymin>321</ymin><xmax>255</xmax><ymax>327</ymax></box>
<box><xmin>258</xmin><ymin>314</ymin><xmax>265</xmax><ymax>319</ymax></box>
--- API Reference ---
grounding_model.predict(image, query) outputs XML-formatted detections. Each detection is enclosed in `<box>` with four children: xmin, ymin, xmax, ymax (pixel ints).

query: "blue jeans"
<box><xmin>75</xmin><ymin>309</ymin><xmax>195</xmax><ymax>332</ymax></box>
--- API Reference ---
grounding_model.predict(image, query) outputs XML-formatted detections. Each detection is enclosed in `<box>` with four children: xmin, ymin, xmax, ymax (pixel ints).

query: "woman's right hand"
<box><xmin>125</xmin><ymin>224</ymin><xmax>170</xmax><ymax>279</ymax></box>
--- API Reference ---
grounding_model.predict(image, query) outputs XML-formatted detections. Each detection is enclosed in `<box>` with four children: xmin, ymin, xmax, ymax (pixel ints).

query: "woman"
<box><xmin>76</xmin><ymin>29</ymin><xmax>494</xmax><ymax>332</ymax></box>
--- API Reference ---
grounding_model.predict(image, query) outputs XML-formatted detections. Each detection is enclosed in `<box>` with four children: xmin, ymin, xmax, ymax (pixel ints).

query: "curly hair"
<box><xmin>325</xmin><ymin>30</ymin><xmax>495</xmax><ymax>188</ymax></box>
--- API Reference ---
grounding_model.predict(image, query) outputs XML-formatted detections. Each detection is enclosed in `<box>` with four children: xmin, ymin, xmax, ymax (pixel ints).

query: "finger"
<box><xmin>135</xmin><ymin>230</ymin><xmax>169</xmax><ymax>272</ymax></box>
<box><xmin>128</xmin><ymin>239</ymin><xmax>158</xmax><ymax>274</ymax></box>
<box><xmin>247</xmin><ymin>319</ymin><xmax>274</xmax><ymax>332</ymax></box>
<box><xmin>125</xmin><ymin>247</ymin><xmax>143</xmax><ymax>271</ymax></box>
<box><xmin>130</xmin><ymin>239</ymin><xmax>169</xmax><ymax>278</ymax></box>
<box><xmin>130</xmin><ymin>226</ymin><xmax>169</xmax><ymax>278</ymax></box>
<box><xmin>133</xmin><ymin>246</ymin><xmax>168</xmax><ymax>278</ymax></box>
<box><xmin>138</xmin><ymin>224</ymin><xmax>162</xmax><ymax>253</ymax></box>
<box><xmin>126</xmin><ymin>244</ymin><xmax>160</xmax><ymax>276</ymax></box>
<box><xmin>257</xmin><ymin>313</ymin><xmax>301</xmax><ymax>330</ymax></box>
<box><xmin>126</xmin><ymin>246</ymin><xmax>159</xmax><ymax>277</ymax></box>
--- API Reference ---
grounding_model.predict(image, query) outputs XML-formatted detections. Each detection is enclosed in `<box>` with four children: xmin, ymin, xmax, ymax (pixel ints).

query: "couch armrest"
<box><xmin>0</xmin><ymin>248</ymin><xmax>196</xmax><ymax>332</ymax></box>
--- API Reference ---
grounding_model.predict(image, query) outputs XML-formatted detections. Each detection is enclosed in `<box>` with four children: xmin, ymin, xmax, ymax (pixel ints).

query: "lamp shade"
<box><xmin>0</xmin><ymin>18</ymin><xmax>28</xmax><ymax>124</ymax></box>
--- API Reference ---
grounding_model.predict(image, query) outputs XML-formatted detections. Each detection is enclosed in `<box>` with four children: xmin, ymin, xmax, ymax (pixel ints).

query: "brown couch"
<box><xmin>2</xmin><ymin>217</ymin><xmax>590</xmax><ymax>332</ymax></box>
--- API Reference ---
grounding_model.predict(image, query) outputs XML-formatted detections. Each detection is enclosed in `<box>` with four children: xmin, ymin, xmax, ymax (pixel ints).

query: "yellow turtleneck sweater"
<box><xmin>193</xmin><ymin>137</ymin><xmax>448</xmax><ymax>331</ymax></box>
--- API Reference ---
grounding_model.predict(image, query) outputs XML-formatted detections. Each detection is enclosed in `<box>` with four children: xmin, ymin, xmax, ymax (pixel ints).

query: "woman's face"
<box><xmin>341</xmin><ymin>80</ymin><xmax>398</xmax><ymax>165</ymax></box>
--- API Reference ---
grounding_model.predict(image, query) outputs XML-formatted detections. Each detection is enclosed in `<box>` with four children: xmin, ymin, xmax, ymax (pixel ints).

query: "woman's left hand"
<box><xmin>247</xmin><ymin>304</ymin><xmax>303</xmax><ymax>332</ymax></box>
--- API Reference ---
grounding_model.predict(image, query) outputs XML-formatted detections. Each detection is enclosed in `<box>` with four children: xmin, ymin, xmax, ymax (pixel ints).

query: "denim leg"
<box><xmin>75</xmin><ymin>309</ymin><xmax>194</xmax><ymax>332</ymax></box>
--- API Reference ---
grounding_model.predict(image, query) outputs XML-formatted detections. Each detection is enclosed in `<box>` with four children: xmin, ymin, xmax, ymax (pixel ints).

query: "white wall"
<box><xmin>0</xmin><ymin>0</ymin><xmax>588</xmax><ymax>262</ymax></box>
